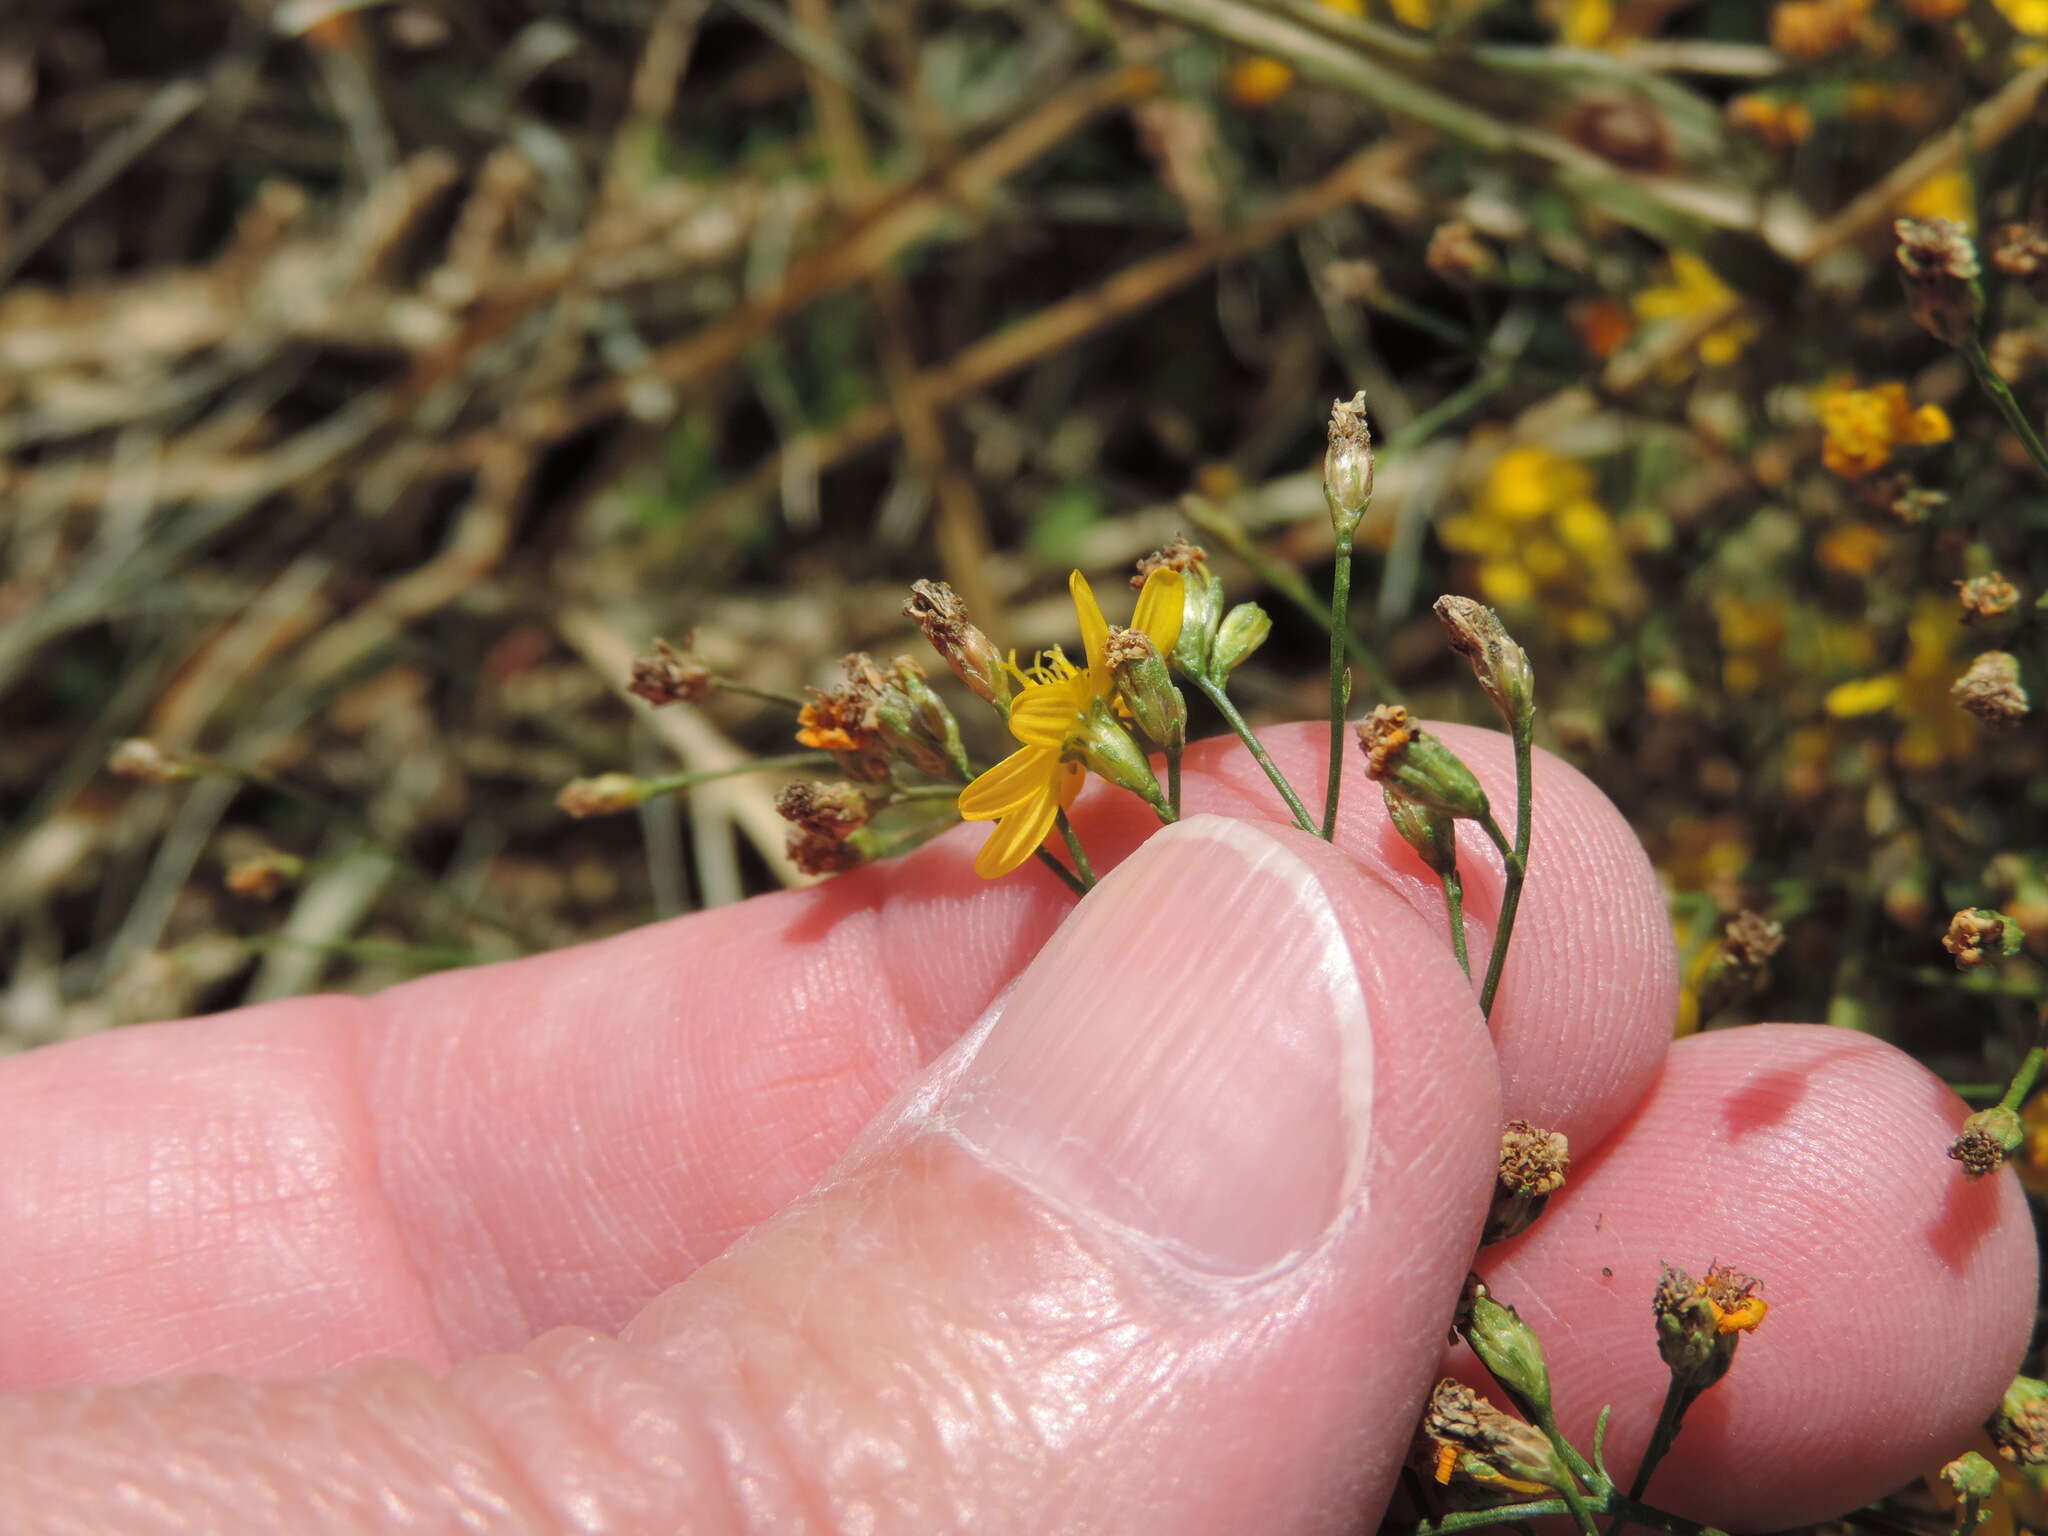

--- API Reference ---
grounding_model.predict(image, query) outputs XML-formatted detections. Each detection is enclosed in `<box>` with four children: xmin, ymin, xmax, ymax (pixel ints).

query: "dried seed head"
<box><xmin>904</xmin><ymin>580</ymin><xmax>1005</xmax><ymax>705</ymax></box>
<box><xmin>1949</xmin><ymin>1106</ymin><xmax>2024</xmax><ymax>1178</ymax></box>
<box><xmin>556</xmin><ymin>772</ymin><xmax>647</xmax><ymax>818</ymax></box>
<box><xmin>1952</xmin><ymin>651</ymin><xmax>2030</xmax><ymax>727</ymax></box>
<box><xmin>1324</xmin><ymin>391</ymin><xmax>1375</xmax><ymax>535</ymax></box>
<box><xmin>785</xmin><ymin>826</ymin><xmax>868</xmax><ymax>877</ymax></box>
<box><xmin>627</xmin><ymin>637</ymin><xmax>713</xmax><ymax>707</ymax></box>
<box><xmin>1434</xmin><ymin>595</ymin><xmax>1534</xmax><ymax>732</ymax></box>
<box><xmin>109</xmin><ymin>738</ymin><xmax>194</xmax><ymax>783</ymax></box>
<box><xmin>1417</xmin><ymin>1379</ymin><xmax>1565</xmax><ymax>1499</ymax></box>
<box><xmin>1895</xmin><ymin>217</ymin><xmax>1984</xmax><ymax>347</ymax></box>
<box><xmin>1498</xmin><ymin>1120</ymin><xmax>1570</xmax><ymax>1197</ymax></box>
<box><xmin>1957</xmin><ymin>572</ymin><xmax>2021</xmax><ymax>621</ymax></box>
<box><xmin>774</xmin><ymin>780</ymin><xmax>872</xmax><ymax>841</ymax></box>
<box><xmin>796</xmin><ymin>654</ymin><xmax>895</xmax><ymax>782</ymax></box>
<box><xmin>1992</xmin><ymin>222</ymin><xmax>2048</xmax><ymax>281</ymax></box>
<box><xmin>1130</xmin><ymin>534</ymin><xmax>1207</xmax><ymax>588</ymax></box>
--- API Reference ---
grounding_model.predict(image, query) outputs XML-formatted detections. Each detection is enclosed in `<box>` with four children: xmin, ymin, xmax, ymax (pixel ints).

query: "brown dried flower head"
<box><xmin>627</xmin><ymin>637</ymin><xmax>714</xmax><ymax>707</ymax></box>
<box><xmin>1957</xmin><ymin>572</ymin><xmax>2021</xmax><ymax>622</ymax></box>
<box><xmin>1434</xmin><ymin>595</ymin><xmax>1534</xmax><ymax>730</ymax></box>
<box><xmin>1425</xmin><ymin>221</ymin><xmax>1498</xmax><ymax>284</ymax></box>
<box><xmin>1561</xmin><ymin>96</ymin><xmax>1674</xmax><ymax>174</ymax></box>
<box><xmin>1895</xmin><ymin>217</ymin><xmax>1984</xmax><ymax>347</ymax></box>
<box><xmin>1943</xmin><ymin>907</ymin><xmax>2019</xmax><ymax>969</ymax></box>
<box><xmin>1947</xmin><ymin>1108</ymin><xmax>2020</xmax><ymax>1178</ymax></box>
<box><xmin>1992</xmin><ymin>222</ymin><xmax>2048</xmax><ymax>281</ymax></box>
<box><xmin>796</xmin><ymin>654</ymin><xmax>894</xmax><ymax>781</ymax></box>
<box><xmin>556</xmin><ymin>772</ymin><xmax>646</xmax><ymax>819</ymax></box>
<box><xmin>1417</xmin><ymin>1378</ymin><xmax>1562</xmax><ymax>1499</ymax></box>
<box><xmin>785</xmin><ymin>826</ymin><xmax>866</xmax><ymax>878</ymax></box>
<box><xmin>1952</xmin><ymin>651</ymin><xmax>2030</xmax><ymax>727</ymax></box>
<box><xmin>904</xmin><ymin>580</ymin><xmax>1004</xmax><ymax>705</ymax></box>
<box><xmin>1498</xmin><ymin>1120</ymin><xmax>1570</xmax><ymax>1198</ymax></box>
<box><xmin>774</xmin><ymin>780</ymin><xmax>872</xmax><ymax>841</ymax></box>
<box><xmin>1131</xmin><ymin>534</ymin><xmax>1207</xmax><ymax>589</ymax></box>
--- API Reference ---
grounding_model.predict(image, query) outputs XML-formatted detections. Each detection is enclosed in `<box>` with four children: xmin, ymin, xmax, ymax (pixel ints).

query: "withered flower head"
<box><xmin>1130</xmin><ymin>535</ymin><xmax>1207</xmax><ymax>588</ymax></box>
<box><xmin>1957</xmin><ymin>572</ymin><xmax>2021</xmax><ymax>622</ymax></box>
<box><xmin>1324</xmin><ymin>391</ymin><xmax>1375</xmax><ymax>535</ymax></box>
<box><xmin>224</xmin><ymin>851</ymin><xmax>305</xmax><ymax>901</ymax></box>
<box><xmin>774</xmin><ymin>780</ymin><xmax>872</xmax><ymax>841</ymax></box>
<box><xmin>627</xmin><ymin>637</ymin><xmax>714</xmax><ymax>707</ymax></box>
<box><xmin>1425</xmin><ymin>221</ymin><xmax>1498</xmax><ymax>284</ymax></box>
<box><xmin>1895</xmin><ymin>217</ymin><xmax>1984</xmax><ymax>348</ymax></box>
<box><xmin>556</xmin><ymin>772</ymin><xmax>647</xmax><ymax>819</ymax></box>
<box><xmin>1952</xmin><ymin>651</ymin><xmax>2030</xmax><ymax>727</ymax></box>
<box><xmin>1498</xmin><ymin>1120</ymin><xmax>1570</xmax><ymax>1198</ymax></box>
<box><xmin>1355</xmin><ymin>705</ymin><xmax>1491</xmax><ymax>822</ymax></box>
<box><xmin>784</xmin><ymin>826</ymin><xmax>867</xmax><ymax>878</ymax></box>
<box><xmin>1417</xmin><ymin>1379</ymin><xmax>1565</xmax><ymax>1501</ymax></box>
<box><xmin>1992</xmin><ymin>222</ymin><xmax>2048</xmax><ymax>282</ymax></box>
<box><xmin>1434</xmin><ymin>595</ymin><xmax>1534</xmax><ymax>732</ymax></box>
<box><xmin>109</xmin><ymin>738</ymin><xmax>194</xmax><ymax>783</ymax></box>
<box><xmin>1699</xmin><ymin>1262</ymin><xmax>1768</xmax><ymax>1334</ymax></box>
<box><xmin>1653</xmin><ymin>1260</ymin><xmax>1764</xmax><ymax>1389</ymax></box>
<box><xmin>796</xmin><ymin>654</ymin><xmax>894</xmax><ymax>782</ymax></box>
<box><xmin>1949</xmin><ymin>1105</ymin><xmax>2023</xmax><ymax>1178</ymax></box>
<box><xmin>903</xmin><ymin>580</ymin><xmax>1004</xmax><ymax>705</ymax></box>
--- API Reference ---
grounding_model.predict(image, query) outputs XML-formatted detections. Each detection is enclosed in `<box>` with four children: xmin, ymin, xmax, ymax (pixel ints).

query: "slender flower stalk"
<box><xmin>1191</xmin><ymin>671</ymin><xmax>1317</xmax><ymax>833</ymax></box>
<box><xmin>1322</xmin><ymin>391</ymin><xmax>1374</xmax><ymax>841</ymax></box>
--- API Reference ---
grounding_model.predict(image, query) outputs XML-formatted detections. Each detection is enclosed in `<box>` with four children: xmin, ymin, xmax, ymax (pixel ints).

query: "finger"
<box><xmin>0</xmin><ymin>818</ymin><xmax>1503</xmax><ymax>1535</ymax></box>
<box><xmin>1454</xmin><ymin>1024</ymin><xmax>2036</xmax><ymax>1530</ymax></box>
<box><xmin>0</xmin><ymin>720</ymin><xmax>1671</xmax><ymax>1388</ymax></box>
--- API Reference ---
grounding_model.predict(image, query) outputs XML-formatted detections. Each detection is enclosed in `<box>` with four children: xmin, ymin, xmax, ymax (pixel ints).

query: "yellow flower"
<box><xmin>1822</xmin><ymin>596</ymin><xmax>1980</xmax><ymax>768</ymax></box>
<box><xmin>1631</xmin><ymin>252</ymin><xmax>1756</xmax><ymax>368</ymax></box>
<box><xmin>958</xmin><ymin>569</ymin><xmax>1183</xmax><ymax>878</ymax></box>
<box><xmin>1815</xmin><ymin>379</ymin><xmax>1952</xmax><ymax>479</ymax></box>
<box><xmin>1900</xmin><ymin>169</ymin><xmax>1971</xmax><ymax>226</ymax></box>
<box><xmin>1552</xmin><ymin>0</ymin><xmax>1614</xmax><ymax>45</ymax></box>
<box><xmin>1824</xmin><ymin>674</ymin><xmax>1901</xmax><ymax>717</ymax></box>
<box><xmin>1227</xmin><ymin>0</ymin><xmax>1368</xmax><ymax>106</ymax></box>
<box><xmin>1997</xmin><ymin>0</ymin><xmax>2048</xmax><ymax>32</ymax></box>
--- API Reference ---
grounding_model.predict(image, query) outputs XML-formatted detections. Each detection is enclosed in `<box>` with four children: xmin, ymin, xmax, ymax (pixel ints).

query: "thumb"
<box><xmin>0</xmin><ymin>817</ymin><xmax>1500</xmax><ymax>1534</ymax></box>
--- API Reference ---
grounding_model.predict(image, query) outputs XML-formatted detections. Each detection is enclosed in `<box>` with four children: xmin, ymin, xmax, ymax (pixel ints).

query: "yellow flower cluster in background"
<box><xmin>1437</xmin><ymin>445</ymin><xmax>1640</xmax><ymax>644</ymax></box>
<box><xmin>1813</xmin><ymin>380</ymin><xmax>1952</xmax><ymax>478</ymax></box>
<box><xmin>1631</xmin><ymin>252</ymin><xmax>1756</xmax><ymax>369</ymax></box>
<box><xmin>1823</xmin><ymin>596</ymin><xmax>1978</xmax><ymax>769</ymax></box>
<box><xmin>1225</xmin><ymin>0</ymin><xmax>1372</xmax><ymax>107</ymax></box>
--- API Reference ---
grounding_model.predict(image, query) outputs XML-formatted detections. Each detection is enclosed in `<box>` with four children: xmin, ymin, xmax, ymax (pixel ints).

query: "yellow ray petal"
<box><xmin>1054</xmin><ymin>756</ymin><xmax>1085</xmax><ymax>809</ymax></box>
<box><xmin>959</xmin><ymin>743</ymin><xmax>1059</xmax><ymax>820</ymax></box>
<box><xmin>973</xmin><ymin>780</ymin><xmax>1064</xmax><ymax>877</ymax></box>
<box><xmin>1130</xmin><ymin>567</ymin><xmax>1185</xmax><ymax>659</ymax></box>
<box><xmin>1070</xmin><ymin>569</ymin><xmax>1111</xmax><ymax>676</ymax></box>
<box><xmin>1006</xmin><ymin>677</ymin><xmax>1086</xmax><ymax>747</ymax></box>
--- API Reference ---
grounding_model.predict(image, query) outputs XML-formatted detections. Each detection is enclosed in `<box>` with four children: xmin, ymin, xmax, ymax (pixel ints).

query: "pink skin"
<box><xmin>0</xmin><ymin>721</ymin><xmax>2030</xmax><ymax>1531</ymax></box>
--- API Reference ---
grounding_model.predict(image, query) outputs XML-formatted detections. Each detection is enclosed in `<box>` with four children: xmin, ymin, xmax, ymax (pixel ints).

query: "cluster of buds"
<box><xmin>109</xmin><ymin>738</ymin><xmax>196</xmax><ymax>784</ymax></box>
<box><xmin>1356</xmin><ymin>705</ymin><xmax>1490</xmax><ymax>823</ymax></box>
<box><xmin>1136</xmin><ymin>535</ymin><xmax>1271</xmax><ymax>687</ymax></box>
<box><xmin>1989</xmin><ymin>1375</ymin><xmax>2048</xmax><ymax>1465</ymax></box>
<box><xmin>1895</xmin><ymin>217</ymin><xmax>1984</xmax><ymax>349</ymax></box>
<box><xmin>1942</xmin><ymin>907</ymin><xmax>2025</xmax><ymax>970</ymax></box>
<box><xmin>796</xmin><ymin>653</ymin><xmax>971</xmax><ymax>784</ymax></box>
<box><xmin>775</xmin><ymin>780</ymin><xmax>876</xmax><ymax>877</ymax></box>
<box><xmin>1949</xmin><ymin>1105</ymin><xmax>2023</xmax><ymax>1179</ymax></box>
<box><xmin>1654</xmin><ymin>1262</ymin><xmax>1767</xmax><ymax>1401</ymax></box>
<box><xmin>1483</xmin><ymin>1120</ymin><xmax>1570</xmax><ymax>1244</ymax></box>
<box><xmin>1952</xmin><ymin>651</ymin><xmax>2030</xmax><ymax>728</ymax></box>
<box><xmin>627</xmin><ymin>637</ymin><xmax>714</xmax><ymax>707</ymax></box>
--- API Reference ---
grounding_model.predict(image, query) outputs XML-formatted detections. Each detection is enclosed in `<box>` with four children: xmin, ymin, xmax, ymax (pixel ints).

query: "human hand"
<box><xmin>0</xmin><ymin>722</ymin><xmax>2031</xmax><ymax>1532</ymax></box>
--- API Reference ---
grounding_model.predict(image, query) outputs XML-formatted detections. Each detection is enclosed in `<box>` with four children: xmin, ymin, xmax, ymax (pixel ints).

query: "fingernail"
<box><xmin>946</xmin><ymin>816</ymin><xmax>1370</xmax><ymax>1277</ymax></box>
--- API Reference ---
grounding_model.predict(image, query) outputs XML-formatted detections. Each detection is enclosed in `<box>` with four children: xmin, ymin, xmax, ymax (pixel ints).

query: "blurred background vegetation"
<box><xmin>2</xmin><ymin>0</ymin><xmax>2044</xmax><ymax>1140</ymax></box>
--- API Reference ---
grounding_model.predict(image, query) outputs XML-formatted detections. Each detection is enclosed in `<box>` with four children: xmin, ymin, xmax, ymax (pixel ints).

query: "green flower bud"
<box><xmin>875</xmin><ymin>657</ymin><xmax>971</xmax><ymax>781</ymax></box>
<box><xmin>1105</xmin><ymin>628</ymin><xmax>1186</xmax><ymax>754</ymax></box>
<box><xmin>1211</xmin><ymin>602</ymin><xmax>1272</xmax><ymax>677</ymax></box>
<box><xmin>1461</xmin><ymin>1290</ymin><xmax>1553</xmax><ymax>1422</ymax></box>
<box><xmin>1355</xmin><ymin>705</ymin><xmax>1490</xmax><ymax>822</ymax></box>
<box><xmin>1384</xmin><ymin>786</ymin><xmax>1457</xmax><ymax>877</ymax></box>
<box><xmin>1942</xmin><ymin>1450</ymin><xmax>2000</xmax><ymax>1508</ymax></box>
<box><xmin>1075</xmin><ymin>703</ymin><xmax>1169</xmax><ymax>817</ymax></box>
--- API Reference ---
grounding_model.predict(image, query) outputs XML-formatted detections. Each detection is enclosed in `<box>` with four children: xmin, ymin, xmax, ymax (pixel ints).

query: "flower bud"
<box><xmin>1990</xmin><ymin>1375</ymin><xmax>2048</xmax><ymax>1465</ymax></box>
<box><xmin>1418</xmin><ymin>1379</ymin><xmax>1569</xmax><ymax>1504</ymax></box>
<box><xmin>1944</xmin><ymin>907</ymin><xmax>2024</xmax><ymax>970</ymax></box>
<box><xmin>1076</xmin><ymin>706</ymin><xmax>1169</xmax><ymax>816</ymax></box>
<box><xmin>1355</xmin><ymin>705</ymin><xmax>1491</xmax><ymax>822</ymax></box>
<box><xmin>1384</xmin><ymin>785</ymin><xmax>1457</xmax><ymax>877</ymax></box>
<box><xmin>1434</xmin><ymin>595</ymin><xmax>1534</xmax><ymax>735</ymax></box>
<box><xmin>904</xmin><ymin>580</ymin><xmax>1006</xmax><ymax>706</ymax></box>
<box><xmin>1324</xmin><ymin>391</ymin><xmax>1375</xmax><ymax>538</ymax></box>
<box><xmin>627</xmin><ymin>637</ymin><xmax>714</xmax><ymax>707</ymax></box>
<box><xmin>1895</xmin><ymin>217</ymin><xmax>1984</xmax><ymax>349</ymax></box>
<box><xmin>1211</xmin><ymin>602</ymin><xmax>1272</xmax><ymax>677</ymax></box>
<box><xmin>556</xmin><ymin>772</ymin><xmax>647</xmax><ymax>818</ymax></box>
<box><xmin>1949</xmin><ymin>1105</ymin><xmax>2024</xmax><ymax>1178</ymax></box>
<box><xmin>1461</xmin><ymin>1289</ymin><xmax>1554</xmax><ymax>1422</ymax></box>
<box><xmin>1484</xmin><ymin>1120</ymin><xmax>1569</xmax><ymax>1245</ymax></box>
<box><xmin>874</xmin><ymin>657</ymin><xmax>971</xmax><ymax>781</ymax></box>
<box><xmin>1940</xmin><ymin>1450</ymin><xmax>1999</xmax><ymax>1530</ymax></box>
<box><xmin>1104</xmin><ymin>628</ymin><xmax>1186</xmax><ymax>754</ymax></box>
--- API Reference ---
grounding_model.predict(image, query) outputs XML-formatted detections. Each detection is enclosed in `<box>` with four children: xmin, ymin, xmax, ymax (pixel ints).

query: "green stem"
<box><xmin>1190</xmin><ymin>673</ymin><xmax>1317</xmax><ymax>834</ymax></box>
<box><xmin>639</xmin><ymin>751</ymin><xmax>834</xmax><ymax>799</ymax></box>
<box><xmin>1443</xmin><ymin>868</ymin><xmax>1470</xmax><ymax>978</ymax></box>
<box><xmin>1033</xmin><ymin>845</ymin><xmax>1088</xmax><ymax>899</ymax></box>
<box><xmin>1167</xmin><ymin>744</ymin><xmax>1183</xmax><ymax>819</ymax></box>
<box><xmin>1621</xmin><ymin>1374</ymin><xmax>1694</xmax><ymax>1523</ymax></box>
<box><xmin>1321</xmin><ymin>529</ymin><xmax>1354</xmax><ymax>841</ymax></box>
<box><xmin>1475</xmin><ymin>728</ymin><xmax>1533</xmax><ymax>1018</ymax></box>
<box><xmin>1056</xmin><ymin>809</ymin><xmax>1097</xmax><ymax>888</ymax></box>
<box><xmin>1995</xmin><ymin>1019</ymin><xmax>2047</xmax><ymax>1115</ymax></box>
<box><xmin>1964</xmin><ymin>335</ymin><xmax>2048</xmax><ymax>484</ymax></box>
